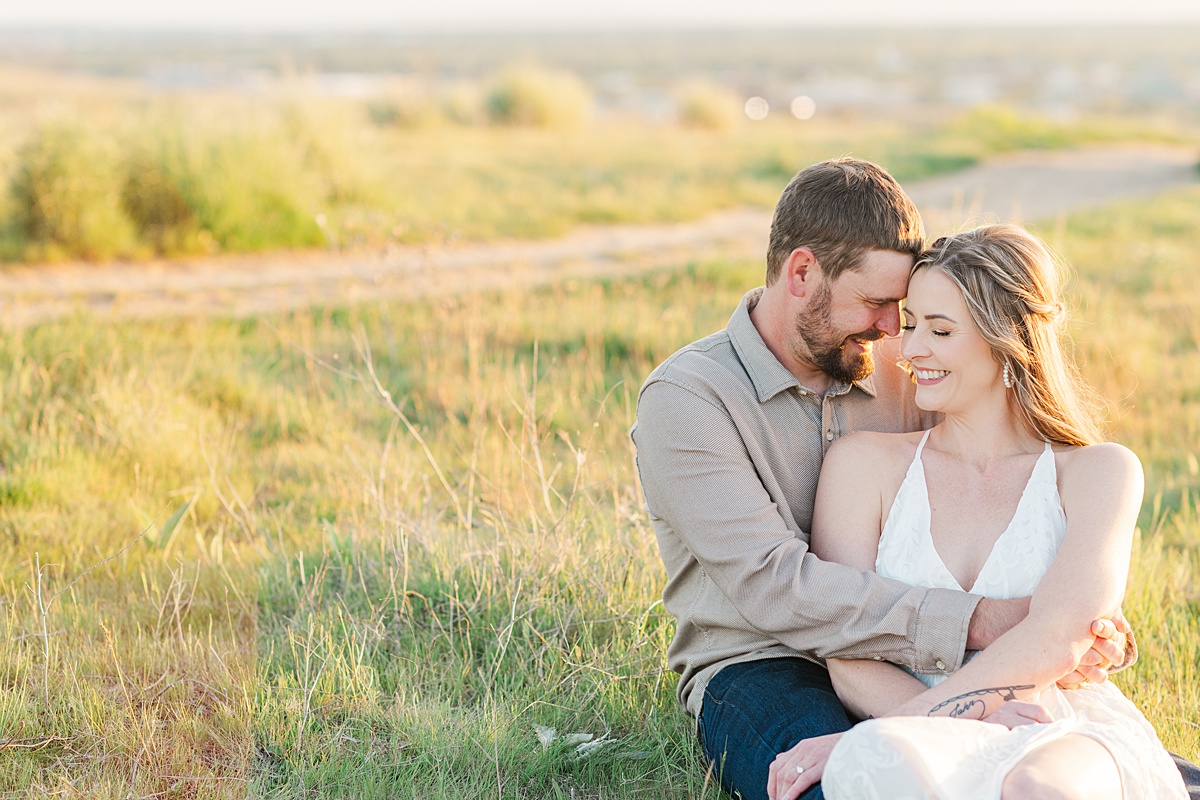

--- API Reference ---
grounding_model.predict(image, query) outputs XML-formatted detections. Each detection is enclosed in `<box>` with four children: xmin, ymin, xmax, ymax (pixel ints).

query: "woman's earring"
<box><xmin>1003</xmin><ymin>362</ymin><xmax>1014</xmax><ymax>389</ymax></box>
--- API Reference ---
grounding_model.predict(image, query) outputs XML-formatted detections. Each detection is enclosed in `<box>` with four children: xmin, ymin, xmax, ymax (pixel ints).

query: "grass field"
<box><xmin>0</xmin><ymin>178</ymin><xmax>1198</xmax><ymax>797</ymax></box>
<box><xmin>0</xmin><ymin>64</ymin><xmax>1190</xmax><ymax>265</ymax></box>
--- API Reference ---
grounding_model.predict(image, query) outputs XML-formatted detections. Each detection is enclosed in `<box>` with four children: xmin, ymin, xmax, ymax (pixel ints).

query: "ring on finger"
<box><xmin>796</xmin><ymin>765</ymin><xmax>805</xmax><ymax>775</ymax></box>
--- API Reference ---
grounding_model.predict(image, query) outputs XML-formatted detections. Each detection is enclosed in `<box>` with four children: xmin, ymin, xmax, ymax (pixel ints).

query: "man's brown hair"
<box><xmin>765</xmin><ymin>157</ymin><xmax>925</xmax><ymax>285</ymax></box>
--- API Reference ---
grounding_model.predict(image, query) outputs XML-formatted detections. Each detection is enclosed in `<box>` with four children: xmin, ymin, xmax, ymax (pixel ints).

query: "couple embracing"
<box><xmin>631</xmin><ymin>158</ymin><xmax>1199</xmax><ymax>799</ymax></box>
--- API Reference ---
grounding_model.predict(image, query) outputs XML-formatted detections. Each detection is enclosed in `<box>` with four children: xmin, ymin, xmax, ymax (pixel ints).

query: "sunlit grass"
<box><xmin>0</xmin><ymin>186</ymin><xmax>1196</xmax><ymax>795</ymax></box>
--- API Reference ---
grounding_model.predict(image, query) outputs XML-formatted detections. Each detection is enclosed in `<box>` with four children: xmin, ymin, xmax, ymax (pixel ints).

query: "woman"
<box><xmin>768</xmin><ymin>225</ymin><xmax>1187</xmax><ymax>799</ymax></box>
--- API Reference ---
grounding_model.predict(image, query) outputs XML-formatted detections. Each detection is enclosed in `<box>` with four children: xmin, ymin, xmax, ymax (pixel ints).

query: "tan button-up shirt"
<box><xmin>632</xmin><ymin>288</ymin><xmax>981</xmax><ymax>717</ymax></box>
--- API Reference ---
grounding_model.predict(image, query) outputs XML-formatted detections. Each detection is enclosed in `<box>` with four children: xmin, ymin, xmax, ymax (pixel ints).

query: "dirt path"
<box><xmin>0</xmin><ymin>144</ymin><xmax>1195</xmax><ymax>326</ymax></box>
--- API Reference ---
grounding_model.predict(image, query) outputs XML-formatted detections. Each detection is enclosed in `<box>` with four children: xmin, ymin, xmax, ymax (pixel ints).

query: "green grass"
<box><xmin>0</xmin><ymin>186</ymin><xmax>1197</xmax><ymax>796</ymax></box>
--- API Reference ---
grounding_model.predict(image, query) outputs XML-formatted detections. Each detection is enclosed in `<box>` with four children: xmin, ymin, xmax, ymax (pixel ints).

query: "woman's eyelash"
<box><xmin>902</xmin><ymin>323</ymin><xmax>951</xmax><ymax>337</ymax></box>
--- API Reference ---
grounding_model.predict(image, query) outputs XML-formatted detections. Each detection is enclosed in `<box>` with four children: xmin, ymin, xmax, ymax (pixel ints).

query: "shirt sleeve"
<box><xmin>634</xmin><ymin>378</ymin><xmax>979</xmax><ymax>672</ymax></box>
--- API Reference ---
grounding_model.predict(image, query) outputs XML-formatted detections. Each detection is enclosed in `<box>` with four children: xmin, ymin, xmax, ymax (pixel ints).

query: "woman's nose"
<box><xmin>901</xmin><ymin>328</ymin><xmax>927</xmax><ymax>361</ymax></box>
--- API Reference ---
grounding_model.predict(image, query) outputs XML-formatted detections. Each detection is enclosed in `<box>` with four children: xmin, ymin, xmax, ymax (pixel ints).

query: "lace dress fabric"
<box><xmin>822</xmin><ymin>431</ymin><xmax>1187</xmax><ymax>799</ymax></box>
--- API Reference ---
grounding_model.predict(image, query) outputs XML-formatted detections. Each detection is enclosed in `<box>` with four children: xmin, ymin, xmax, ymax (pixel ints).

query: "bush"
<box><xmin>121</xmin><ymin>141</ymin><xmax>210</xmax><ymax>256</ymax></box>
<box><xmin>123</xmin><ymin>117</ymin><xmax>326</xmax><ymax>254</ymax></box>
<box><xmin>9</xmin><ymin>119</ymin><xmax>139</xmax><ymax>261</ymax></box>
<box><xmin>485</xmin><ymin>66</ymin><xmax>592</xmax><ymax>128</ymax></box>
<box><xmin>3</xmin><ymin>111</ymin><xmax>331</xmax><ymax>262</ymax></box>
<box><xmin>177</xmin><ymin>127</ymin><xmax>327</xmax><ymax>252</ymax></box>
<box><xmin>366</xmin><ymin>82</ymin><xmax>442</xmax><ymax>129</ymax></box>
<box><xmin>676</xmin><ymin>81</ymin><xmax>742</xmax><ymax>132</ymax></box>
<box><xmin>946</xmin><ymin>105</ymin><xmax>1075</xmax><ymax>153</ymax></box>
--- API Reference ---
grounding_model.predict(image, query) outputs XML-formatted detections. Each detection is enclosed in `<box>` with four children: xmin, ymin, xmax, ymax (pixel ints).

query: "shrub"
<box><xmin>121</xmin><ymin>140</ymin><xmax>210</xmax><ymax>256</ymax></box>
<box><xmin>947</xmin><ymin>105</ymin><xmax>1075</xmax><ymax>153</ymax></box>
<box><xmin>485</xmin><ymin>66</ymin><xmax>592</xmax><ymax>129</ymax></box>
<box><xmin>118</xmin><ymin>114</ymin><xmax>329</xmax><ymax>256</ymax></box>
<box><xmin>676</xmin><ymin>81</ymin><xmax>742</xmax><ymax>132</ymax></box>
<box><xmin>9</xmin><ymin>119</ymin><xmax>139</xmax><ymax>261</ymax></box>
<box><xmin>366</xmin><ymin>82</ymin><xmax>442</xmax><ymax>129</ymax></box>
<box><xmin>178</xmin><ymin>126</ymin><xmax>326</xmax><ymax>252</ymax></box>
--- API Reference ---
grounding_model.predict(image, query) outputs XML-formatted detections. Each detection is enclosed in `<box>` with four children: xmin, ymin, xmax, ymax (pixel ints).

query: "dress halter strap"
<box><xmin>914</xmin><ymin>429</ymin><xmax>933</xmax><ymax>459</ymax></box>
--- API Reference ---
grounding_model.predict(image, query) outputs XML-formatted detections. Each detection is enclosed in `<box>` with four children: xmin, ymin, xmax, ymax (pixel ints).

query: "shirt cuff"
<box><xmin>910</xmin><ymin>588</ymin><xmax>981</xmax><ymax>674</ymax></box>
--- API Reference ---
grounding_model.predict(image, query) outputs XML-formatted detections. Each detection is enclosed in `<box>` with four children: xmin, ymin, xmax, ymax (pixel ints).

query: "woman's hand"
<box><xmin>767</xmin><ymin>732</ymin><xmax>844</xmax><ymax>800</ymax></box>
<box><xmin>981</xmin><ymin>699</ymin><xmax>1053</xmax><ymax>729</ymax></box>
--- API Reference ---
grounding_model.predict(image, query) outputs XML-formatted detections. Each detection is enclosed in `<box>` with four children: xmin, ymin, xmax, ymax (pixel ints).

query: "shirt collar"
<box><xmin>729</xmin><ymin>288</ymin><xmax>879</xmax><ymax>402</ymax></box>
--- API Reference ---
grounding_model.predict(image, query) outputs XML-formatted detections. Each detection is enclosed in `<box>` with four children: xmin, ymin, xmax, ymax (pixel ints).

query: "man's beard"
<box><xmin>793</xmin><ymin>282</ymin><xmax>884</xmax><ymax>385</ymax></box>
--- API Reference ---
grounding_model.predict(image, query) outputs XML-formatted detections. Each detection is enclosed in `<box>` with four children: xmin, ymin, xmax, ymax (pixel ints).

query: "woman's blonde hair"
<box><xmin>913</xmin><ymin>224</ymin><xmax>1104</xmax><ymax>447</ymax></box>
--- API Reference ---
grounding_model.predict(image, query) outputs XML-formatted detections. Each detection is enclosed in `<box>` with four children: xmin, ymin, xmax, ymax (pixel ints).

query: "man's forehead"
<box><xmin>838</xmin><ymin>250</ymin><xmax>913</xmax><ymax>300</ymax></box>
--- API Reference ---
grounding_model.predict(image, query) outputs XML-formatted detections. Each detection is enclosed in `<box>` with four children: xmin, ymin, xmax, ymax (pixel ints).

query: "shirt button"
<box><xmin>825</xmin><ymin>431</ymin><xmax>834</xmax><ymax>441</ymax></box>
<box><xmin>936</xmin><ymin>660</ymin><xmax>947</xmax><ymax>671</ymax></box>
<box><xmin>873</xmin><ymin>656</ymin><xmax>882</xmax><ymax>661</ymax></box>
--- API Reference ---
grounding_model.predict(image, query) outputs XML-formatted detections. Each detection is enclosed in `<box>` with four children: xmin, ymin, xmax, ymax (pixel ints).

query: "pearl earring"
<box><xmin>1003</xmin><ymin>362</ymin><xmax>1014</xmax><ymax>389</ymax></box>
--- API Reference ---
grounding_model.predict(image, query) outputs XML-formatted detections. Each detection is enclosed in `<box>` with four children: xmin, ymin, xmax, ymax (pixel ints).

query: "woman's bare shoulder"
<box><xmin>1054</xmin><ymin>441</ymin><xmax>1144</xmax><ymax>494</ymax></box>
<box><xmin>832</xmin><ymin>429</ymin><xmax>926</xmax><ymax>453</ymax></box>
<box><xmin>827</xmin><ymin>430</ymin><xmax>926</xmax><ymax>476</ymax></box>
<box><xmin>1054</xmin><ymin>440</ymin><xmax>1141</xmax><ymax>471</ymax></box>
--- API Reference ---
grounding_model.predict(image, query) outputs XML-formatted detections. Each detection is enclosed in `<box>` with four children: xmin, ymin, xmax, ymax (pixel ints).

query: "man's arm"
<box><xmin>967</xmin><ymin>596</ymin><xmax>1030</xmax><ymax>650</ymax></box>
<box><xmin>634</xmin><ymin>379</ymin><xmax>978</xmax><ymax>670</ymax></box>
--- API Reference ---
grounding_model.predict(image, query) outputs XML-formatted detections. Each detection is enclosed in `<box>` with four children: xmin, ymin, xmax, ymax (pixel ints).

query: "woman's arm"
<box><xmin>824</xmin><ymin>658</ymin><xmax>929</xmax><ymax>720</ymax></box>
<box><xmin>809</xmin><ymin>433</ymin><xmax>934</xmax><ymax>717</ymax></box>
<box><xmin>812</xmin><ymin>438</ymin><xmax>1141</xmax><ymax>721</ymax></box>
<box><xmin>881</xmin><ymin>442</ymin><xmax>1142</xmax><ymax>720</ymax></box>
<box><xmin>770</xmin><ymin>441</ymin><xmax>1141</xmax><ymax>800</ymax></box>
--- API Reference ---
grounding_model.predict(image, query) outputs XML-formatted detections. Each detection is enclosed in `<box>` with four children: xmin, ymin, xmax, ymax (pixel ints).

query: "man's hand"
<box><xmin>767</xmin><ymin>732</ymin><xmax>843</xmax><ymax>800</ymax></box>
<box><xmin>1057</xmin><ymin>611</ymin><xmax>1134</xmax><ymax>689</ymax></box>
<box><xmin>966</xmin><ymin>597</ymin><xmax>1030</xmax><ymax>650</ymax></box>
<box><xmin>981</xmin><ymin>700</ymin><xmax>1053</xmax><ymax>729</ymax></box>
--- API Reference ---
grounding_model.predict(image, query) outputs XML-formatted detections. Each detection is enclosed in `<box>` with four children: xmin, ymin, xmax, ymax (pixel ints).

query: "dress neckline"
<box><xmin>913</xmin><ymin>430</ymin><xmax>1054</xmax><ymax>593</ymax></box>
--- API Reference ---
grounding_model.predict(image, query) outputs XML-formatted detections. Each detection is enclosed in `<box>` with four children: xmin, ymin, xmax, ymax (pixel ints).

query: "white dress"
<box><xmin>822</xmin><ymin>430</ymin><xmax>1187</xmax><ymax>799</ymax></box>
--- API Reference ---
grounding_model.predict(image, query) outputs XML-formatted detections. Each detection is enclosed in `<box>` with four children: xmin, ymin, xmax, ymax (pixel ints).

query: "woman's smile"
<box><xmin>913</xmin><ymin>368</ymin><xmax>950</xmax><ymax>385</ymax></box>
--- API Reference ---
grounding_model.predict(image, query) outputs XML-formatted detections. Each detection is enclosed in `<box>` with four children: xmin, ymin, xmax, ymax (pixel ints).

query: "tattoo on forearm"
<box><xmin>927</xmin><ymin>685</ymin><xmax>1035</xmax><ymax>719</ymax></box>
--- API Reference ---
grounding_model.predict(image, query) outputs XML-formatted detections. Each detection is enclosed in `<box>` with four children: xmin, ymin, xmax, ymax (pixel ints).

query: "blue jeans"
<box><xmin>697</xmin><ymin>657</ymin><xmax>1200</xmax><ymax>800</ymax></box>
<box><xmin>698</xmin><ymin>658</ymin><xmax>852</xmax><ymax>800</ymax></box>
<box><xmin>1175</xmin><ymin>753</ymin><xmax>1200</xmax><ymax>800</ymax></box>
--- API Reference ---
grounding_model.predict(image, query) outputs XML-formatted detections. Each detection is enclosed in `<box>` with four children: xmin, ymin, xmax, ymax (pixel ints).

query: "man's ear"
<box><xmin>784</xmin><ymin>247</ymin><xmax>820</xmax><ymax>298</ymax></box>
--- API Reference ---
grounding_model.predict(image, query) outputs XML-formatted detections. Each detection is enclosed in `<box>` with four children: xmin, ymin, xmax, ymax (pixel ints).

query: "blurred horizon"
<box><xmin>4</xmin><ymin>25</ymin><xmax>1197</xmax><ymax>126</ymax></box>
<box><xmin>2</xmin><ymin>0</ymin><xmax>1200</xmax><ymax>32</ymax></box>
<box><xmin>5</xmin><ymin>20</ymin><xmax>1200</xmax><ymax>33</ymax></box>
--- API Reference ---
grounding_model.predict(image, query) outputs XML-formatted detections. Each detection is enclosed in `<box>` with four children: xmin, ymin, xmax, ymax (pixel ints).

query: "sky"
<box><xmin>3</xmin><ymin>0</ymin><xmax>1200</xmax><ymax>31</ymax></box>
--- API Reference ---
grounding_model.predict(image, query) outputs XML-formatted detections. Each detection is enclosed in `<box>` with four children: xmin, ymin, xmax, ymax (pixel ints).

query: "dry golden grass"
<box><xmin>0</xmin><ymin>185</ymin><xmax>1196</xmax><ymax>797</ymax></box>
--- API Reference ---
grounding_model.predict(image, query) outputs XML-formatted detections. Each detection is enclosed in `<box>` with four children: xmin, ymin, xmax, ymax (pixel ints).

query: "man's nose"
<box><xmin>876</xmin><ymin>303</ymin><xmax>902</xmax><ymax>337</ymax></box>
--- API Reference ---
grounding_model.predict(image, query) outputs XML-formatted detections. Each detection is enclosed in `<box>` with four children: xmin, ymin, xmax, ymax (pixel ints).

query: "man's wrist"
<box><xmin>966</xmin><ymin>597</ymin><xmax>1030</xmax><ymax>650</ymax></box>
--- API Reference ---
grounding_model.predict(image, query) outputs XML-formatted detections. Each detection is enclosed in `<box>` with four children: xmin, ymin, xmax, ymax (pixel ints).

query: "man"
<box><xmin>631</xmin><ymin>158</ymin><xmax>1198</xmax><ymax>800</ymax></box>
